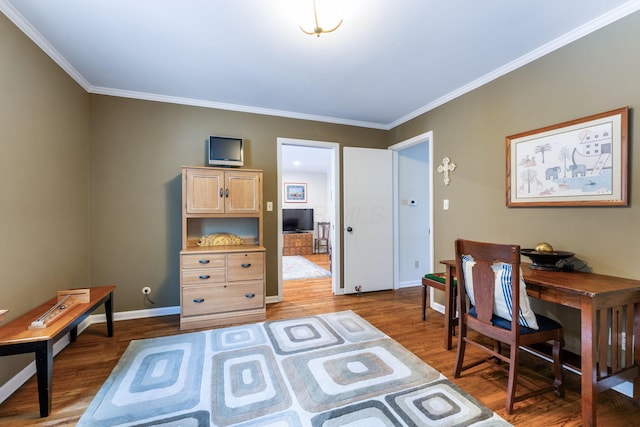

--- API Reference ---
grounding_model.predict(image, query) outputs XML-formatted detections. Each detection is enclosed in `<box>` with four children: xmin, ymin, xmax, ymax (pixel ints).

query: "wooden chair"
<box><xmin>453</xmin><ymin>239</ymin><xmax>564</xmax><ymax>414</ymax></box>
<box><xmin>314</xmin><ymin>222</ymin><xmax>330</xmax><ymax>254</ymax></box>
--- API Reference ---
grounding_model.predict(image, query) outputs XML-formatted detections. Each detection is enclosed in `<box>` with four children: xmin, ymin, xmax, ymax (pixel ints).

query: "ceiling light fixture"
<box><xmin>299</xmin><ymin>0</ymin><xmax>343</xmax><ymax>37</ymax></box>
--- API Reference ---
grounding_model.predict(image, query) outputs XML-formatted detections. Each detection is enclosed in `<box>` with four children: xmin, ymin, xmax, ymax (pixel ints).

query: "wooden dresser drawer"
<box><xmin>182</xmin><ymin>267</ymin><xmax>226</xmax><ymax>285</ymax></box>
<box><xmin>227</xmin><ymin>252</ymin><xmax>264</xmax><ymax>282</ymax></box>
<box><xmin>182</xmin><ymin>253</ymin><xmax>226</xmax><ymax>269</ymax></box>
<box><xmin>182</xmin><ymin>281</ymin><xmax>264</xmax><ymax>316</ymax></box>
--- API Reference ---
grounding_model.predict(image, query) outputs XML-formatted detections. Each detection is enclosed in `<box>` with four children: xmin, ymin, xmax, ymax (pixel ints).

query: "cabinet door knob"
<box><xmin>245</xmin><ymin>293</ymin><xmax>255</xmax><ymax>299</ymax></box>
<box><xmin>219</xmin><ymin>188</ymin><xmax>223</xmax><ymax>197</ymax></box>
<box><xmin>199</xmin><ymin>275</ymin><xmax>210</xmax><ymax>280</ymax></box>
<box><xmin>193</xmin><ymin>298</ymin><xmax>205</xmax><ymax>303</ymax></box>
<box><xmin>198</xmin><ymin>259</ymin><xmax>210</xmax><ymax>264</ymax></box>
<box><xmin>241</xmin><ymin>263</ymin><xmax>252</xmax><ymax>268</ymax></box>
<box><xmin>225</xmin><ymin>188</ymin><xmax>229</xmax><ymax>198</ymax></box>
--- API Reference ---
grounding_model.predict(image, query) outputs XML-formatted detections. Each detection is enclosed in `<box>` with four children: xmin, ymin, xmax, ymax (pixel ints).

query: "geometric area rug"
<box><xmin>283</xmin><ymin>255</ymin><xmax>331</xmax><ymax>281</ymax></box>
<box><xmin>78</xmin><ymin>310</ymin><xmax>511</xmax><ymax>426</ymax></box>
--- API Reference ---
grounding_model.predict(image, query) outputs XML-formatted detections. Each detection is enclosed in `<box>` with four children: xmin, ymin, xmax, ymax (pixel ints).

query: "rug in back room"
<box><xmin>283</xmin><ymin>255</ymin><xmax>331</xmax><ymax>280</ymax></box>
<box><xmin>78</xmin><ymin>310</ymin><xmax>511</xmax><ymax>426</ymax></box>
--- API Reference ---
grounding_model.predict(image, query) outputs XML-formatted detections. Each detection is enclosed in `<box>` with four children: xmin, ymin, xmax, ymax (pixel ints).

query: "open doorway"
<box><xmin>277</xmin><ymin>138</ymin><xmax>340</xmax><ymax>301</ymax></box>
<box><xmin>390</xmin><ymin>131</ymin><xmax>434</xmax><ymax>292</ymax></box>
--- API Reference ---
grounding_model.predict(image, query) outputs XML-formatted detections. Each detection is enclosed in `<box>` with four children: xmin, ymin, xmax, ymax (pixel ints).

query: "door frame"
<box><xmin>389</xmin><ymin>131</ymin><xmax>435</xmax><ymax>297</ymax></box>
<box><xmin>275</xmin><ymin>138</ymin><xmax>341</xmax><ymax>301</ymax></box>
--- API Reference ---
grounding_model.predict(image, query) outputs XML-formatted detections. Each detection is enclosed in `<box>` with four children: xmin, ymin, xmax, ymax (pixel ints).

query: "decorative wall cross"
<box><xmin>437</xmin><ymin>157</ymin><xmax>456</xmax><ymax>185</ymax></box>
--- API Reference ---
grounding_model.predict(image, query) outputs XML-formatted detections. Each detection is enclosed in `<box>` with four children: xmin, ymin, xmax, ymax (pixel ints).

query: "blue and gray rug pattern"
<box><xmin>79</xmin><ymin>310</ymin><xmax>511</xmax><ymax>426</ymax></box>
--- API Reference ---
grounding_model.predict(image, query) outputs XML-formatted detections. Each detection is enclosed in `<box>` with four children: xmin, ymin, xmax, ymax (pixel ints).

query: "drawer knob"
<box><xmin>245</xmin><ymin>293</ymin><xmax>255</xmax><ymax>299</ymax></box>
<box><xmin>241</xmin><ymin>263</ymin><xmax>252</xmax><ymax>268</ymax></box>
<box><xmin>198</xmin><ymin>259</ymin><xmax>210</xmax><ymax>264</ymax></box>
<box><xmin>199</xmin><ymin>275</ymin><xmax>210</xmax><ymax>280</ymax></box>
<box><xmin>193</xmin><ymin>298</ymin><xmax>205</xmax><ymax>303</ymax></box>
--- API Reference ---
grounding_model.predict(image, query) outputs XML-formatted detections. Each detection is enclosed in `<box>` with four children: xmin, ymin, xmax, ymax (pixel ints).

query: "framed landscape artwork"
<box><xmin>506</xmin><ymin>107</ymin><xmax>628</xmax><ymax>207</ymax></box>
<box><xmin>284</xmin><ymin>182</ymin><xmax>307</xmax><ymax>203</ymax></box>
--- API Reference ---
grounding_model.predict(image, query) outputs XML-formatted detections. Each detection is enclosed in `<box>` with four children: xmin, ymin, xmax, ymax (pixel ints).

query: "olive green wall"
<box><xmin>88</xmin><ymin>96</ymin><xmax>387</xmax><ymax>309</ymax></box>
<box><xmin>0</xmin><ymin>13</ymin><xmax>90</xmax><ymax>383</ymax></box>
<box><xmin>389</xmin><ymin>11</ymin><xmax>640</xmax><ymax>352</ymax></box>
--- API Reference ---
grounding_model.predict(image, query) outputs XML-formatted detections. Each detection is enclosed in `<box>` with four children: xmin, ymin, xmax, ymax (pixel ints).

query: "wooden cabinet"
<box><xmin>180</xmin><ymin>166</ymin><xmax>265</xmax><ymax>330</ymax></box>
<box><xmin>283</xmin><ymin>232</ymin><xmax>313</xmax><ymax>256</ymax></box>
<box><xmin>184</xmin><ymin>168</ymin><xmax>260</xmax><ymax>215</ymax></box>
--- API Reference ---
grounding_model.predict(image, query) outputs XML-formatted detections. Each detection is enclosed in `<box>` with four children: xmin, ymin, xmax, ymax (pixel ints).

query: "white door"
<box><xmin>343</xmin><ymin>147</ymin><xmax>393</xmax><ymax>293</ymax></box>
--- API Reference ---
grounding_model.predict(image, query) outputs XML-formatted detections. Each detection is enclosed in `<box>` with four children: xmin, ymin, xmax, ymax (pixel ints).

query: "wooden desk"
<box><xmin>436</xmin><ymin>260</ymin><xmax>640</xmax><ymax>426</ymax></box>
<box><xmin>0</xmin><ymin>286</ymin><xmax>115</xmax><ymax>417</ymax></box>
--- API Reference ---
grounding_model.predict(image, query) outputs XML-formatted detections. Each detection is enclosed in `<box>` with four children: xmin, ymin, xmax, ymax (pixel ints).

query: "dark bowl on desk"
<box><xmin>521</xmin><ymin>249</ymin><xmax>575</xmax><ymax>271</ymax></box>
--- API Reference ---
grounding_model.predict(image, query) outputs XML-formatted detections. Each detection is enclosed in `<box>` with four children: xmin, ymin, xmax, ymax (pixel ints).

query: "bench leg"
<box><xmin>105</xmin><ymin>292</ymin><xmax>114</xmax><ymax>337</ymax></box>
<box><xmin>34</xmin><ymin>340</ymin><xmax>53</xmax><ymax>417</ymax></box>
<box><xmin>422</xmin><ymin>285</ymin><xmax>427</xmax><ymax>321</ymax></box>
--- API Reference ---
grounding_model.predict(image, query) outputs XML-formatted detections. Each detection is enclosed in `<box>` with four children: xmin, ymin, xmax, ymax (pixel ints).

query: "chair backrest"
<box><xmin>317</xmin><ymin>222</ymin><xmax>330</xmax><ymax>239</ymax></box>
<box><xmin>455</xmin><ymin>239</ymin><xmax>521</xmax><ymax>331</ymax></box>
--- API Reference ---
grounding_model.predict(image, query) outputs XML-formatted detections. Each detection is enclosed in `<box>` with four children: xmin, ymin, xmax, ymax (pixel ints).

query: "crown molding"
<box><xmin>389</xmin><ymin>0</ymin><xmax>640</xmax><ymax>129</ymax></box>
<box><xmin>88</xmin><ymin>86</ymin><xmax>389</xmax><ymax>130</ymax></box>
<box><xmin>0</xmin><ymin>0</ymin><xmax>92</xmax><ymax>90</ymax></box>
<box><xmin>3</xmin><ymin>0</ymin><xmax>639</xmax><ymax>131</ymax></box>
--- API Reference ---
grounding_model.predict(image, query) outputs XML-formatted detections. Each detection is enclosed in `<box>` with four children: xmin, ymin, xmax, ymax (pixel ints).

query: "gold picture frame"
<box><xmin>506</xmin><ymin>107</ymin><xmax>628</xmax><ymax>207</ymax></box>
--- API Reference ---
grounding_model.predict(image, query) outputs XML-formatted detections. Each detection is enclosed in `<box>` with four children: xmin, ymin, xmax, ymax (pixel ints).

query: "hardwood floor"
<box><xmin>1</xmin><ymin>257</ymin><xmax>638</xmax><ymax>426</ymax></box>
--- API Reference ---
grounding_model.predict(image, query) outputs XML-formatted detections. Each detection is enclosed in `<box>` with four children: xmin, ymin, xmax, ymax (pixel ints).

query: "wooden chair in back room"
<box><xmin>314</xmin><ymin>222</ymin><xmax>330</xmax><ymax>254</ymax></box>
<box><xmin>453</xmin><ymin>238</ymin><xmax>565</xmax><ymax>413</ymax></box>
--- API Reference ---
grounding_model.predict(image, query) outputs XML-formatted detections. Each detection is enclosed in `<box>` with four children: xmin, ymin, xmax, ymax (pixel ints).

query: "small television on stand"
<box><xmin>283</xmin><ymin>208</ymin><xmax>314</xmax><ymax>233</ymax></box>
<box><xmin>208</xmin><ymin>136</ymin><xmax>244</xmax><ymax>167</ymax></box>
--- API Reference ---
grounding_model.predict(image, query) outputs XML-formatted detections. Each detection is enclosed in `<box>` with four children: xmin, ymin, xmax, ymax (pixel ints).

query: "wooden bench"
<box><xmin>422</xmin><ymin>270</ymin><xmax>458</xmax><ymax>350</ymax></box>
<box><xmin>0</xmin><ymin>286</ymin><xmax>115</xmax><ymax>417</ymax></box>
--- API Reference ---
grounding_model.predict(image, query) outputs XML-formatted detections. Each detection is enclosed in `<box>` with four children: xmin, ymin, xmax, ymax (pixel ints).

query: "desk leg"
<box><xmin>634</xmin><ymin>302</ymin><xmax>640</xmax><ymax>403</ymax></box>
<box><xmin>444</xmin><ymin>264</ymin><xmax>455</xmax><ymax>350</ymax></box>
<box><xmin>581</xmin><ymin>297</ymin><xmax>597</xmax><ymax>427</ymax></box>
<box><xmin>105</xmin><ymin>292</ymin><xmax>114</xmax><ymax>337</ymax></box>
<box><xmin>34</xmin><ymin>340</ymin><xmax>53</xmax><ymax>417</ymax></box>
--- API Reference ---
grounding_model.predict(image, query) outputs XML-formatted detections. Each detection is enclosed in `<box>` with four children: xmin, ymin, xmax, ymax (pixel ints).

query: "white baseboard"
<box><xmin>397</xmin><ymin>280</ymin><xmax>421</xmax><ymax>289</ymax></box>
<box><xmin>0</xmin><ymin>305</ymin><xmax>180</xmax><ymax>405</ymax></box>
<box><xmin>265</xmin><ymin>295</ymin><xmax>281</xmax><ymax>304</ymax></box>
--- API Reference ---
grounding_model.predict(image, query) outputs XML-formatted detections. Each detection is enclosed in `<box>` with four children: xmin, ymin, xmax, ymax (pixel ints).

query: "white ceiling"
<box><xmin>2</xmin><ymin>0</ymin><xmax>639</xmax><ymax>130</ymax></box>
<box><xmin>282</xmin><ymin>144</ymin><xmax>333</xmax><ymax>173</ymax></box>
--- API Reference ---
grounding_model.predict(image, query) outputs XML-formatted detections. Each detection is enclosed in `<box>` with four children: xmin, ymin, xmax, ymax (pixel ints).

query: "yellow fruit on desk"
<box><xmin>535</xmin><ymin>242</ymin><xmax>554</xmax><ymax>253</ymax></box>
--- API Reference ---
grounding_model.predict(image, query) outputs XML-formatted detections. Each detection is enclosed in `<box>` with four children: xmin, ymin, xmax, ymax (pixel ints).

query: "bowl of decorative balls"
<box><xmin>520</xmin><ymin>242</ymin><xmax>574</xmax><ymax>271</ymax></box>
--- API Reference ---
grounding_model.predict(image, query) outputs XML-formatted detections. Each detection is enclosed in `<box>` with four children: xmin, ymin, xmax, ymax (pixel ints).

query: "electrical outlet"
<box><xmin>415</xmin><ymin>260</ymin><xmax>419</xmax><ymax>268</ymax></box>
<box><xmin>141</xmin><ymin>286</ymin><xmax>151</xmax><ymax>295</ymax></box>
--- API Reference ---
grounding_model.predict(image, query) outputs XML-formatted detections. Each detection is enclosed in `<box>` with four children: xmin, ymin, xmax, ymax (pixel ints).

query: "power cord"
<box><xmin>142</xmin><ymin>287</ymin><xmax>156</xmax><ymax>307</ymax></box>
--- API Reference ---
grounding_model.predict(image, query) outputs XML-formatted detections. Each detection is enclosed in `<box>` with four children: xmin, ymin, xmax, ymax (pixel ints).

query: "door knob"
<box><xmin>346</xmin><ymin>226</ymin><xmax>353</xmax><ymax>232</ymax></box>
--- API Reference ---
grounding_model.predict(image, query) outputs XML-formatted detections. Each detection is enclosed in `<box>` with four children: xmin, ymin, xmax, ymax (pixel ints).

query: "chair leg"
<box><xmin>505</xmin><ymin>344</ymin><xmax>519</xmax><ymax>414</ymax></box>
<box><xmin>453</xmin><ymin>325</ymin><xmax>467</xmax><ymax>378</ymax></box>
<box><xmin>552</xmin><ymin>337</ymin><xmax>565</xmax><ymax>397</ymax></box>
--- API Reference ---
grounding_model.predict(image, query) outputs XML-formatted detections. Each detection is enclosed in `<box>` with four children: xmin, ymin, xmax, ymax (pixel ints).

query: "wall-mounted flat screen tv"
<box><xmin>283</xmin><ymin>208</ymin><xmax>314</xmax><ymax>233</ymax></box>
<box><xmin>208</xmin><ymin>136</ymin><xmax>244</xmax><ymax>167</ymax></box>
